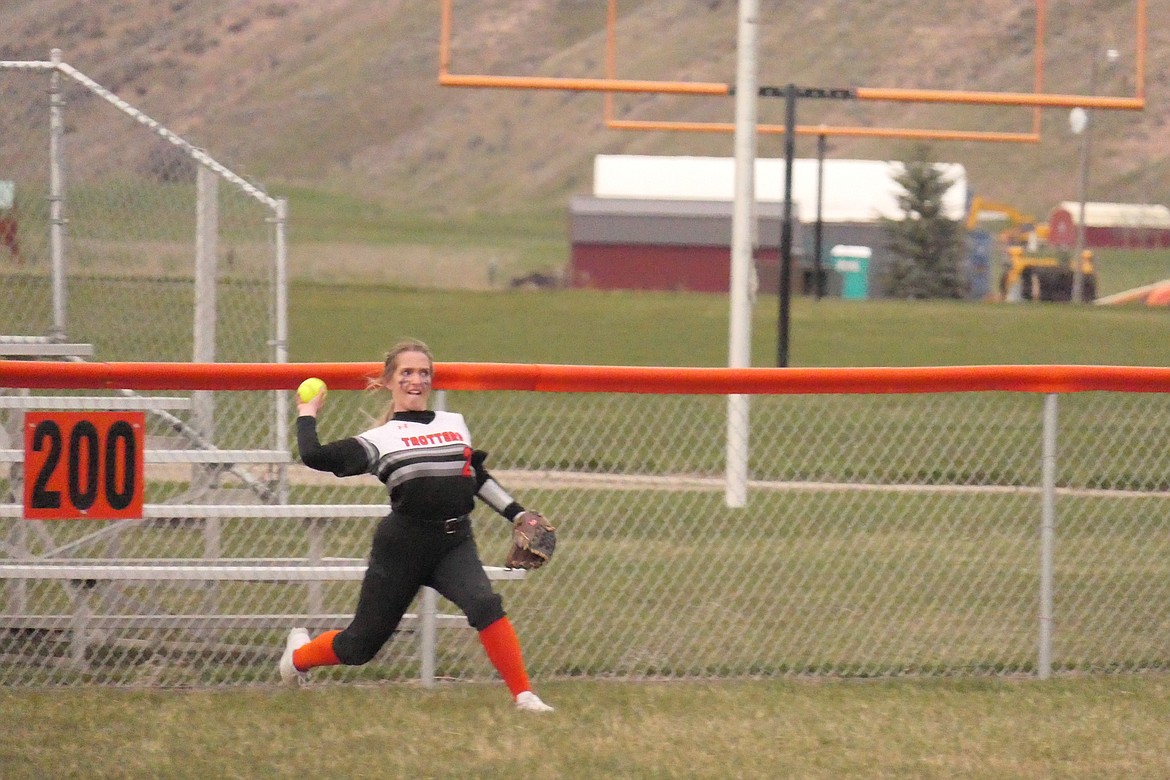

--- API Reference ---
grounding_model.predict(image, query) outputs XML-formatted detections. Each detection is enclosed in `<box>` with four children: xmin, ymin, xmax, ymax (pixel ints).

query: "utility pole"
<box><xmin>1071</xmin><ymin>47</ymin><xmax>1120</xmax><ymax>304</ymax></box>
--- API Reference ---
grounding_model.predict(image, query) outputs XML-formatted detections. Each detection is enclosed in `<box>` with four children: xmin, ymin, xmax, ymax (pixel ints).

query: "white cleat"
<box><xmin>514</xmin><ymin>690</ymin><xmax>554</xmax><ymax>712</ymax></box>
<box><xmin>279</xmin><ymin>627</ymin><xmax>311</xmax><ymax>686</ymax></box>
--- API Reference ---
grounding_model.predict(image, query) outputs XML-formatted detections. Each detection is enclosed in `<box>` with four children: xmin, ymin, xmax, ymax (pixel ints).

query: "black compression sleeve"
<box><xmin>296</xmin><ymin>416</ymin><xmax>371</xmax><ymax>477</ymax></box>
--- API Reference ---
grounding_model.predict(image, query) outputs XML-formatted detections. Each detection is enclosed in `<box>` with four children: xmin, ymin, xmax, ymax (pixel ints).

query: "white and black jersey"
<box><xmin>296</xmin><ymin>410</ymin><xmax>524</xmax><ymax>523</ymax></box>
<box><xmin>356</xmin><ymin>410</ymin><xmax>475</xmax><ymax>520</ymax></box>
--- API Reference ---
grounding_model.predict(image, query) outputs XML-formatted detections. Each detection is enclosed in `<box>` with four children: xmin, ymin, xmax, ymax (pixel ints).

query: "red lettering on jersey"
<box><xmin>400</xmin><ymin>431</ymin><xmax>466</xmax><ymax>448</ymax></box>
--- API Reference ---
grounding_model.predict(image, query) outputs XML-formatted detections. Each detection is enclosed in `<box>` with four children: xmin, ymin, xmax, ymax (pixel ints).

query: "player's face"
<box><xmin>390</xmin><ymin>350</ymin><xmax>433</xmax><ymax>412</ymax></box>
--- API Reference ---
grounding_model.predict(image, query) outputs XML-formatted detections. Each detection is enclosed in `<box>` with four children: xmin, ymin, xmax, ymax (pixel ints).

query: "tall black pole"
<box><xmin>777</xmin><ymin>83</ymin><xmax>796</xmax><ymax>368</ymax></box>
<box><xmin>814</xmin><ymin>133</ymin><xmax>826</xmax><ymax>300</ymax></box>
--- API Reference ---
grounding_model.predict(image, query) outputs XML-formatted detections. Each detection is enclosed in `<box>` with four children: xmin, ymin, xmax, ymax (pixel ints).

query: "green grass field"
<box><xmin>286</xmin><ymin>284</ymin><xmax>1170</xmax><ymax>367</ymax></box>
<box><xmin>4</xmin><ymin>677</ymin><xmax>1170</xmax><ymax>779</ymax></box>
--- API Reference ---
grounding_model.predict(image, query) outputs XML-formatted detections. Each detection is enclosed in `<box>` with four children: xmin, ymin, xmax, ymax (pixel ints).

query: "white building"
<box><xmin>570</xmin><ymin>155</ymin><xmax>971</xmax><ymax>297</ymax></box>
<box><xmin>592</xmin><ymin>154</ymin><xmax>968</xmax><ymax>222</ymax></box>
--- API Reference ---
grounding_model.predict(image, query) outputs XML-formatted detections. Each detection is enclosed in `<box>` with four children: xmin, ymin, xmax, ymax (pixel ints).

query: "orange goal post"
<box><xmin>439</xmin><ymin>0</ymin><xmax>1148</xmax><ymax>116</ymax></box>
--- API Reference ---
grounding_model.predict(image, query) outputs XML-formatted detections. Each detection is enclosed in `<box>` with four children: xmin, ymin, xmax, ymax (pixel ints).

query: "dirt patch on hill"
<box><xmin>289</xmin><ymin>243</ymin><xmax>519</xmax><ymax>289</ymax></box>
<box><xmin>0</xmin><ymin>238</ymin><xmax>517</xmax><ymax>290</ymax></box>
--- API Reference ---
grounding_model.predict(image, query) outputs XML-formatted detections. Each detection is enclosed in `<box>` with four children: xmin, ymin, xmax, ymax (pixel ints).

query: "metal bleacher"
<box><xmin>0</xmin><ymin>336</ymin><xmax>524</xmax><ymax>684</ymax></box>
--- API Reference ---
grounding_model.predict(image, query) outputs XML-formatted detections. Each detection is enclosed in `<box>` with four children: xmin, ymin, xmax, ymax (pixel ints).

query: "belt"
<box><xmin>397</xmin><ymin>513</ymin><xmax>469</xmax><ymax>534</ymax></box>
<box><xmin>439</xmin><ymin>516</ymin><xmax>468</xmax><ymax>534</ymax></box>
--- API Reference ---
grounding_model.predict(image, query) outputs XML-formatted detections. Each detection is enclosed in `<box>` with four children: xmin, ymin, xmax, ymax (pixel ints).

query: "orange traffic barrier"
<box><xmin>1147</xmin><ymin>284</ymin><xmax>1170</xmax><ymax>307</ymax></box>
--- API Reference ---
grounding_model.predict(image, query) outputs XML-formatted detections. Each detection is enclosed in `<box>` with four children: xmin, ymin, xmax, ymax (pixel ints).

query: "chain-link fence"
<box><xmin>1</xmin><ymin>374</ymin><xmax>1169</xmax><ymax>688</ymax></box>
<box><xmin>0</xmin><ymin>51</ymin><xmax>289</xmax><ymax>473</ymax></box>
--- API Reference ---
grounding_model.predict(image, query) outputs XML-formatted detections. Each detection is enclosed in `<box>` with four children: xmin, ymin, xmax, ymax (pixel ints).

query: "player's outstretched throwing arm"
<box><xmin>296</xmin><ymin>415</ymin><xmax>371</xmax><ymax>478</ymax></box>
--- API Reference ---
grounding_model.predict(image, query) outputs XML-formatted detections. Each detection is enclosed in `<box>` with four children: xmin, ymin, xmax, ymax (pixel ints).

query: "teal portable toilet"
<box><xmin>831</xmin><ymin>245</ymin><xmax>872</xmax><ymax>300</ymax></box>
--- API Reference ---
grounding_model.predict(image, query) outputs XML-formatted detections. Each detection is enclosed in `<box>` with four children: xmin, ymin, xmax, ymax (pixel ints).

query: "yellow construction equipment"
<box><xmin>965</xmin><ymin>196</ymin><xmax>1041</xmax><ymax>249</ymax></box>
<box><xmin>1001</xmin><ymin>246</ymin><xmax>1095</xmax><ymax>302</ymax></box>
<box><xmin>966</xmin><ymin>196</ymin><xmax>1096</xmax><ymax>302</ymax></box>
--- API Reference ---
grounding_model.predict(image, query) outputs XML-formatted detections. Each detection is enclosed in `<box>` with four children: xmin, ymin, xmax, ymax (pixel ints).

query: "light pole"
<box><xmin>1069</xmin><ymin>47</ymin><xmax>1120</xmax><ymax>303</ymax></box>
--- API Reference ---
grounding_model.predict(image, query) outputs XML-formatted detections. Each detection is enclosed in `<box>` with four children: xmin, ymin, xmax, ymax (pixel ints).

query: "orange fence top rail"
<box><xmin>3</xmin><ymin>362</ymin><xmax>1170</xmax><ymax>395</ymax></box>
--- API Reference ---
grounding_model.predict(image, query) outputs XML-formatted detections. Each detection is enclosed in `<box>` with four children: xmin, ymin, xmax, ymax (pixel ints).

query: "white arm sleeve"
<box><xmin>477</xmin><ymin>477</ymin><xmax>517</xmax><ymax>515</ymax></box>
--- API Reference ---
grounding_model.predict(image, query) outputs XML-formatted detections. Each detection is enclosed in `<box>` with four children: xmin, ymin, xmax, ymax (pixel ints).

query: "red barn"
<box><xmin>569</xmin><ymin>196</ymin><xmax>803</xmax><ymax>294</ymax></box>
<box><xmin>1047</xmin><ymin>201</ymin><xmax>1170</xmax><ymax>249</ymax></box>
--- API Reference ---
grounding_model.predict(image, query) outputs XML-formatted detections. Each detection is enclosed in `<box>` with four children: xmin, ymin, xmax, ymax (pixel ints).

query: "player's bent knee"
<box><xmin>464</xmin><ymin>592</ymin><xmax>505</xmax><ymax>631</ymax></box>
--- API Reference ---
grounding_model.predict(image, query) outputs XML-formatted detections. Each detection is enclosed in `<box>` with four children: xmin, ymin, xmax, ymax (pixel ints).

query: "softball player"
<box><xmin>279</xmin><ymin>339</ymin><xmax>553</xmax><ymax>712</ymax></box>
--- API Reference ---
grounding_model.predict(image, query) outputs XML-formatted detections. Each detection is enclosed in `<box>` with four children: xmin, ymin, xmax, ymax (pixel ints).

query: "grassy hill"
<box><xmin>3</xmin><ymin>1</ymin><xmax>1169</xmax><ymax>283</ymax></box>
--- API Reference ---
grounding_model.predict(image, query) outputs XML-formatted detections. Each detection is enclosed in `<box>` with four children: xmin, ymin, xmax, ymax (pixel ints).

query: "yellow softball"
<box><xmin>296</xmin><ymin>377</ymin><xmax>327</xmax><ymax>403</ymax></box>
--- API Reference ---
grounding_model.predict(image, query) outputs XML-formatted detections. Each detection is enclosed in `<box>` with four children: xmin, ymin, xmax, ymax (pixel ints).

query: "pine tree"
<box><xmin>881</xmin><ymin>150</ymin><xmax>968</xmax><ymax>299</ymax></box>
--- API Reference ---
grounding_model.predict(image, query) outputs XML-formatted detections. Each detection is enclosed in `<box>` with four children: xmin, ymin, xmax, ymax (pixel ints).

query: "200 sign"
<box><xmin>23</xmin><ymin>411</ymin><xmax>145</xmax><ymax>520</ymax></box>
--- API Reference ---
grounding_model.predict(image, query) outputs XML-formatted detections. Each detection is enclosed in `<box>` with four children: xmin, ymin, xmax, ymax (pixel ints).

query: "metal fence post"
<box><xmin>1038</xmin><ymin>392</ymin><xmax>1058</xmax><ymax>679</ymax></box>
<box><xmin>725</xmin><ymin>0</ymin><xmax>759</xmax><ymax>509</ymax></box>
<box><xmin>193</xmin><ymin>165</ymin><xmax>219</xmax><ymax>504</ymax></box>
<box><xmin>48</xmin><ymin>49</ymin><xmax>66</xmax><ymax>342</ymax></box>
<box><xmin>273</xmin><ymin>197</ymin><xmax>290</xmax><ymax>503</ymax></box>
<box><xmin>420</xmin><ymin>586</ymin><xmax>438</xmax><ymax>687</ymax></box>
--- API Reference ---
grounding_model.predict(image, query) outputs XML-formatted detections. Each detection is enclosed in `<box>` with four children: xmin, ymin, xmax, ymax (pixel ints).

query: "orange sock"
<box><xmin>478</xmin><ymin>617</ymin><xmax>531</xmax><ymax>697</ymax></box>
<box><xmin>293</xmin><ymin>629</ymin><xmax>341</xmax><ymax>672</ymax></box>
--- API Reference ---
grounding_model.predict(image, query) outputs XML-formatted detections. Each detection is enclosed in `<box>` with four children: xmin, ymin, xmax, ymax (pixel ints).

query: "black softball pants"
<box><xmin>331</xmin><ymin>512</ymin><xmax>506</xmax><ymax>666</ymax></box>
